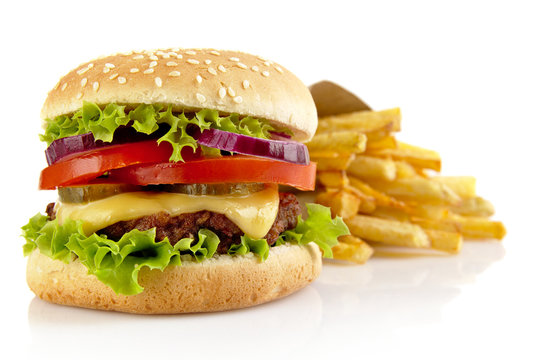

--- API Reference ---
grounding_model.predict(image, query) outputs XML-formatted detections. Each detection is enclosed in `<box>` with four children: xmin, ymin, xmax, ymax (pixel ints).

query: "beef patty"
<box><xmin>46</xmin><ymin>192</ymin><xmax>301</xmax><ymax>254</ymax></box>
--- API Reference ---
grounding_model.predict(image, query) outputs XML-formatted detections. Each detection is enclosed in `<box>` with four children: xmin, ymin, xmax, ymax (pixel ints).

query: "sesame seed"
<box><xmin>149</xmin><ymin>55</ymin><xmax>159</xmax><ymax>61</ymax></box>
<box><xmin>218</xmin><ymin>87</ymin><xmax>226</xmax><ymax>99</ymax></box>
<box><xmin>218</xmin><ymin>65</ymin><xmax>227</xmax><ymax>72</ymax></box>
<box><xmin>205</xmin><ymin>59</ymin><xmax>212</xmax><ymax>65</ymax></box>
<box><xmin>118</xmin><ymin>76</ymin><xmax>126</xmax><ymax>84</ymax></box>
<box><xmin>109</xmin><ymin>73</ymin><xmax>119</xmax><ymax>80</ymax></box>
<box><xmin>161</xmin><ymin>53</ymin><xmax>170</xmax><ymax>59</ymax></box>
<box><xmin>166</xmin><ymin>61</ymin><xmax>178</xmax><ymax>66</ymax></box>
<box><xmin>262</xmin><ymin>70</ymin><xmax>270</xmax><ymax>77</ymax></box>
<box><xmin>155</xmin><ymin>77</ymin><xmax>162</xmax><ymax>87</ymax></box>
<box><xmin>229</xmin><ymin>57</ymin><xmax>240</xmax><ymax>62</ymax></box>
<box><xmin>275</xmin><ymin>66</ymin><xmax>284</xmax><ymax>74</ymax></box>
<box><xmin>105</xmin><ymin>63</ymin><xmax>115</xmax><ymax>68</ymax></box>
<box><xmin>168</xmin><ymin>52</ymin><xmax>178</xmax><ymax>57</ymax></box>
<box><xmin>233</xmin><ymin>96</ymin><xmax>243</xmax><ymax>104</ymax></box>
<box><xmin>235</xmin><ymin>63</ymin><xmax>248</xmax><ymax>69</ymax></box>
<box><xmin>186</xmin><ymin>50</ymin><xmax>197</xmax><ymax>55</ymax></box>
<box><xmin>169</xmin><ymin>71</ymin><xmax>181</xmax><ymax>77</ymax></box>
<box><xmin>156</xmin><ymin>50</ymin><xmax>165</xmax><ymax>55</ymax></box>
<box><xmin>53</xmin><ymin>82</ymin><xmax>60</xmax><ymax>90</ymax></box>
<box><xmin>103</xmin><ymin>67</ymin><xmax>111</xmax><ymax>74</ymax></box>
<box><xmin>92</xmin><ymin>82</ymin><xmax>100</xmax><ymax>92</ymax></box>
<box><xmin>61</xmin><ymin>83</ymin><xmax>67</xmax><ymax>91</ymax></box>
<box><xmin>227</xmin><ymin>87</ymin><xmax>236</xmax><ymax>97</ymax></box>
<box><xmin>264</xmin><ymin>61</ymin><xmax>271</xmax><ymax>67</ymax></box>
<box><xmin>242</xmin><ymin>80</ymin><xmax>250</xmax><ymax>89</ymax></box>
<box><xmin>76</xmin><ymin>66</ymin><xmax>91</xmax><ymax>75</ymax></box>
<box><xmin>196</xmin><ymin>75</ymin><xmax>203</xmax><ymax>83</ymax></box>
<box><xmin>172</xmin><ymin>48</ymin><xmax>180</xmax><ymax>52</ymax></box>
<box><xmin>122</xmin><ymin>51</ymin><xmax>133</xmax><ymax>56</ymax></box>
<box><xmin>81</xmin><ymin>78</ymin><xmax>88</xmax><ymax>87</ymax></box>
<box><xmin>257</xmin><ymin>56</ymin><xmax>267</xmax><ymax>61</ymax></box>
<box><xmin>251</xmin><ymin>65</ymin><xmax>259</xmax><ymax>72</ymax></box>
<box><xmin>176</xmin><ymin>54</ymin><xmax>183</xmax><ymax>59</ymax></box>
<box><xmin>143</xmin><ymin>68</ymin><xmax>154</xmax><ymax>74</ymax></box>
<box><xmin>130</xmin><ymin>68</ymin><xmax>139</xmax><ymax>73</ymax></box>
<box><xmin>88</xmin><ymin>63</ymin><xmax>94</xmax><ymax>69</ymax></box>
<box><xmin>207</xmin><ymin>67</ymin><xmax>217</xmax><ymax>75</ymax></box>
<box><xmin>149</xmin><ymin>61</ymin><xmax>158</xmax><ymax>68</ymax></box>
<box><xmin>210</xmin><ymin>50</ymin><xmax>221</xmax><ymax>56</ymax></box>
<box><xmin>196</xmin><ymin>93</ymin><xmax>206</xmax><ymax>103</ymax></box>
<box><xmin>76</xmin><ymin>92</ymin><xmax>83</xmax><ymax>99</ymax></box>
<box><xmin>133</xmin><ymin>54</ymin><xmax>144</xmax><ymax>60</ymax></box>
<box><xmin>187</xmin><ymin>59</ymin><xmax>200</xmax><ymax>65</ymax></box>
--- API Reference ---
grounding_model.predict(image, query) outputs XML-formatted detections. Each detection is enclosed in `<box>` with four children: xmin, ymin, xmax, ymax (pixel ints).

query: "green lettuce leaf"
<box><xmin>228</xmin><ymin>234</ymin><xmax>270</xmax><ymax>261</ymax></box>
<box><xmin>282</xmin><ymin>203</ymin><xmax>350</xmax><ymax>258</ymax></box>
<box><xmin>21</xmin><ymin>203</ymin><xmax>348</xmax><ymax>295</ymax></box>
<box><xmin>22</xmin><ymin>215</ymin><xmax>222</xmax><ymax>295</ymax></box>
<box><xmin>40</xmin><ymin>101</ymin><xmax>286</xmax><ymax>162</ymax></box>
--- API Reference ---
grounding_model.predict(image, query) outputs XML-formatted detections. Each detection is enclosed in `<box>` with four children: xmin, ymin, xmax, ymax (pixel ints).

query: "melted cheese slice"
<box><xmin>56</xmin><ymin>185</ymin><xmax>279</xmax><ymax>239</ymax></box>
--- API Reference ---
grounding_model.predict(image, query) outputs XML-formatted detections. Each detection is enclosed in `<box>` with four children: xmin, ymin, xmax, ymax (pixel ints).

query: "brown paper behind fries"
<box><xmin>309</xmin><ymin>80</ymin><xmax>371</xmax><ymax>116</ymax></box>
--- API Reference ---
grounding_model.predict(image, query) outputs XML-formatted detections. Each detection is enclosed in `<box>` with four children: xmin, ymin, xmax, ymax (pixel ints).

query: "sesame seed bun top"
<box><xmin>41</xmin><ymin>48</ymin><xmax>317</xmax><ymax>142</ymax></box>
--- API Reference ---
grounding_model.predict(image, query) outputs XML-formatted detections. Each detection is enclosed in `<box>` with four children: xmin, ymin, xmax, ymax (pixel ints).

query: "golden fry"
<box><xmin>412</xmin><ymin>215</ymin><xmax>506</xmax><ymax>240</ymax></box>
<box><xmin>331</xmin><ymin>235</ymin><xmax>374</xmax><ymax>264</ymax></box>
<box><xmin>424</xmin><ymin>229</ymin><xmax>463</xmax><ymax>253</ymax></box>
<box><xmin>432</xmin><ymin>176</ymin><xmax>476</xmax><ymax>198</ymax></box>
<box><xmin>348</xmin><ymin>176</ymin><xmax>407</xmax><ymax>209</ymax></box>
<box><xmin>317</xmin><ymin>108</ymin><xmax>401</xmax><ymax>133</ymax></box>
<box><xmin>365</xmin><ymin>135</ymin><xmax>397</xmax><ymax>151</ymax></box>
<box><xmin>450</xmin><ymin>196</ymin><xmax>495</xmax><ymax>217</ymax></box>
<box><xmin>312</xmin><ymin>153</ymin><xmax>354</xmax><ymax>171</ymax></box>
<box><xmin>370</xmin><ymin>207</ymin><xmax>410</xmax><ymax>222</ymax></box>
<box><xmin>367</xmin><ymin>141</ymin><xmax>441</xmax><ymax>172</ymax></box>
<box><xmin>346</xmin><ymin>215</ymin><xmax>430</xmax><ymax>248</ymax></box>
<box><xmin>317</xmin><ymin>171</ymin><xmax>349</xmax><ymax>188</ymax></box>
<box><xmin>406</xmin><ymin>204</ymin><xmax>449</xmax><ymax>220</ymax></box>
<box><xmin>394</xmin><ymin>160</ymin><xmax>418</xmax><ymax>179</ymax></box>
<box><xmin>306</xmin><ymin>131</ymin><xmax>367</xmax><ymax>154</ymax></box>
<box><xmin>316</xmin><ymin>190</ymin><xmax>361</xmax><ymax>219</ymax></box>
<box><xmin>364</xmin><ymin>177</ymin><xmax>461</xmax><ymax>205</ymax></box>
<box><xmin>347</xmin><ymin>155</ymin><xmax>397</xmax><ymax>181</ymax></box>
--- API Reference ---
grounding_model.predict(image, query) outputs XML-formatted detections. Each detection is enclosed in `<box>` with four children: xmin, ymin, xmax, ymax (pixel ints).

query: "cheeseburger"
<box><xmin>22</xmin><ymin>48</ymin><xmax>348</xmax><ymax>314</ymax></box>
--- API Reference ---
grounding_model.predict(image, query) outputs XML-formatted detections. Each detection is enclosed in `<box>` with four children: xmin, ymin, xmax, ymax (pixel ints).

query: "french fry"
<box><xmin>365</xmin><ymin>135</ymin><xmax>397</xmax><ymax>151</ymax></box>
<box><xmin>432</xmin><ymin>176</ymin><xmax>476</xmax><ymax>198</ymax></box>
<box><xmin>316</xmin><ymin>190</ymin><xmax>361</xmax><ymax>219</ymax></box>
<box><xmin>343</xmin><ymin>185</ymin><xmax>377</xmax><ymax>214</ymax></box>
<box><xmin>364</xmin><ymin>177</ymin><xmax>461</xmax><ymax>205</ymax></box>
<box><xmin>346</xmin><ymin>215</ymin><xmax>430</xmax><ymax>248</ymax></box>
<box><xmin>317</xmin><ymin>108</ymin><xmax>401</xmax><ymax>133</ymax></box>
<box><xmin>368</xmin><ymin>141</ymin><xmax>441</xmax><ymax>172</ymax></box>
<box><xmin>450</xmin><ymin>196</ymin><xmax>495</xmax><ymax>217</ymax></box>
<box><xmin>406</xmin><ymin>203</ymin><xmax>449</xmax><ymax>220</ymax></box>
<box><xmin>424</xmin><ymin>229</ymin><xmax>463</xmax><ymax>254</ymax></box>
<box><xmin>348</xmin><ymin>176</ymin><xmax>407</xmax><ymax>209</ymax></box>
<box><xmin>312</xmin><ymin>153</ymin><xmax>354</xmax><ymax>171</ymax></box>
<box><xmin>412</xmin><ymin>215</ymin><xmax>506</xmax><ymax>240</ymax></box>
<box><xmin>317</xmin><ymin>171</ymin><xmax>349</xmax><ymax>188</ymax></box>
<box><xmin>370</xmin><ymin>207</ymin><xmax>410</xmax><ymax>222</ymax></box>
<box><xmin>306</xmin><ymin>131</ymin><xmax>367</xmax><ymax>154</ymax></box>
<box><xmin>347</xmin><ymin>155</ymin><xmax>397</xmax><ymax>181</ymax></box>
<box><xmin>331</xmin><ymin>235</ymin><xmax>374</xmax><ymax>264</ymax></box>
<box><xmin>394</xmin><ymin>160</ymin><xmax>418</xmax><ymax>179</ymax></box>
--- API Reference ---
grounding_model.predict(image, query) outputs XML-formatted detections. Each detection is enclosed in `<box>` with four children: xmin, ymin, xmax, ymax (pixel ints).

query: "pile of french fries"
<box><xmin>306</xmin><ymin>108</ymin><xmax>506</xmax><ymax>264</ymax></box>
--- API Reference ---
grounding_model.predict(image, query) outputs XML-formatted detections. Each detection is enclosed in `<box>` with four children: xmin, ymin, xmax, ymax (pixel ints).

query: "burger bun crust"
<box><xmin>41</xmin><ymin>49</ymin><xmax>317</xmax><ymax>142</ymax></box>
<box><xmin>26</xmin><ymin>243</ymin><xmax>322</xmax><ymax>314</ymax></box>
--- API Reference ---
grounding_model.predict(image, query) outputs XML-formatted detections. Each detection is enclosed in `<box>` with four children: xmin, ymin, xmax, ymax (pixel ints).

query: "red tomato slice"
<box><xmin>105</xmin><ymin>156</ymin><xmax>316</xmax><ymax>191</ymax></box>
<box><xmin>38</xmin><ymin>141</ymin><xmax>198</xmax><ymax>190</ymax></box>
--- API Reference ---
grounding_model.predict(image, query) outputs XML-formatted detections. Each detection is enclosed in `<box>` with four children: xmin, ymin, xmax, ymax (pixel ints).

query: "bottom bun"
<box><xmin>26</xmin><ymin>243</ymin><xmax>322</xmax><ymax>314</ymax></box>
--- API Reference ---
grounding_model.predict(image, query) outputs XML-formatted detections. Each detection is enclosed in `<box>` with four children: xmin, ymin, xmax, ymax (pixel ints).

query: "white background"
<box><xmin>1</xmin><ymin>1</ymin><xmax>540</xmax><ymax>359</ymax></box>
